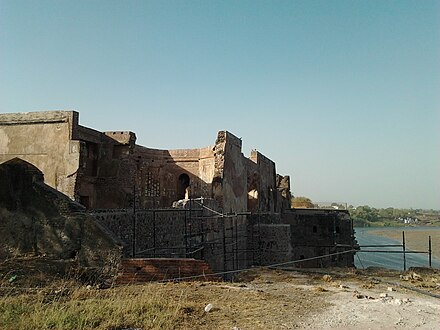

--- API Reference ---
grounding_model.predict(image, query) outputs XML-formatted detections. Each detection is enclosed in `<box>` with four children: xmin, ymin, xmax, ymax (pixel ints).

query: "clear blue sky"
<box><xmin>1</xmin><ymin>0</ymin><xmax>439</xmax><ymax>209</ymax></box>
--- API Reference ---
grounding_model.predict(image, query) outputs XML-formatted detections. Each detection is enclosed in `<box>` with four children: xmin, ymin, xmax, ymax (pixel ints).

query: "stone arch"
<box><xmin>247</xmin><ymin>171</ymin><xmax>260</xmax><ymax>212</ymax></box>
<box><xmin>0</xmin><ymin>157</ymin><xmax>44</xmax><ymax>183</ymax></box>
<box><xmin>0</xmin><ymin>158</ymin><xmax>45</xmax><ymax>211</ymax></box>
<box><xmin>177</xmin><ymin>173</ymin><xmax>190</xmax><ymax>200</ymax></box>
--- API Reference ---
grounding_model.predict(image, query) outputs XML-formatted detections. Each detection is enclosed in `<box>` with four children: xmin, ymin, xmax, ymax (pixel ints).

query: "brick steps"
<box><xmin>116</xmin><ymin>258</ymin><xmax>221</xmax><ymax>284</ymax></box>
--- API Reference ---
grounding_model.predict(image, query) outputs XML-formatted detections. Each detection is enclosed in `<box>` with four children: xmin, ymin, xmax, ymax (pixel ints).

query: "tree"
<box><xmin>350</xmin><ymin>205</ymin><xmax>379</xmax><ymax>223</ymax></box>
<box><xmin>291</xmin><ymin>196</ymin><xmax>314</xmax><ymax>208</ymax></box>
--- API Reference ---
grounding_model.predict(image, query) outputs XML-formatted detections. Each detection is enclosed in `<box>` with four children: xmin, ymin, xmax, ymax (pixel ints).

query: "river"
<box><xmin>354</xmin><ymin>227</ymin><xmax>440</xmax><ymax>270</ymax></box>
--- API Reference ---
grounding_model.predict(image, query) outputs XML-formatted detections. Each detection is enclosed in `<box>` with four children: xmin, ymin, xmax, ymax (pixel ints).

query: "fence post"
<box><xmin>132</xmin><ymin>183</ymin><xmax>136</xmax><ymax>258</ymax></box>
<box><xmin>184</xmin><ymin>210</ymin><xmax>188</xmax><ymax>257</ymax></box>
<box><xmin>429</xmin><ymin>235</ymin><xmax>432</xmax><ymax>268</ymax></box>
<box><xmin>200</xmin><ymin>215</ymin><xmax>205</xmax><ymax>260</ymax></box>
<box><xmin>402</xmin><ymin>231</ymin><xmax>406</xmax><ymax>271</ymax></box>
<box><xmin>234</xmin><ymin>216</ymin><xmax>238</xmax><ymax>270</ymax></box>
<box><xmin>153</xmin><ymin>210</ymin><xmax>156</xmax><ymax>258</ymax></box>
<box><xmin>223</xmin><ymin>218</ymin><xmax>227</xmax><ymax>274</ymax></box>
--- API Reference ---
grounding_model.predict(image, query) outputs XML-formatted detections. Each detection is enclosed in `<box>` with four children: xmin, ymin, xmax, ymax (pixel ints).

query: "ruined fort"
<box><xmin>0</xmin><ymin>111</ymin><xmax>356</xmax><ymax>280</ymax></box>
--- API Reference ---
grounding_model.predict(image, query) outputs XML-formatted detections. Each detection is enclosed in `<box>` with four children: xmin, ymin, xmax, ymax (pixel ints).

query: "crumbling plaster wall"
<box><xmin>0</xmin><ymin>111</ymin><xmax>81</xmax><ymax>200</ymax></box>
<box><xmin>75</xmin><ymin>128</ymin><xmax>136</xmax><ymax>209</ymax></box>
<box><xmin>131</xmin><ymin>131</ymin><xmax>287</xmax><ymax>214</ymax></box>
<box><xmin>0</xmin><ymin>111</ymin><xmax>137</xmax><ymax>209</ymax></box>
<box><xmin>247</xmin><ymin>150</ymin><xmax>278</xmax><ymax>212</ymax></box>
<box><xmin>213</xmin><ymin>131</ymin><xmax>248</xmax><ymax>213</ymax></box>
<box><xmin>130</xmin><ymin>145</ymin><xmax>216</xmax><ymax>209</ymax></box>
<box><xmin>276</xmin><ymin>174</ymin><xmax>292</xmax><ymax>211</ymax></box>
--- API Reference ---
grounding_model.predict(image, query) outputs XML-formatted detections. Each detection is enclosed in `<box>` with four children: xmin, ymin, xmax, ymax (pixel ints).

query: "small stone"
<box><xmin>387</xmin><ymin>287</ymin><xmax>395</xmax><ymax>292</ymax></box>
<box><xmin>322</xmin><ymin>275</ymin><xmax>332</xmax><ymax>282</ymax></box>
<box><xmin>411</xmin><ymin>272</ymin><xmax>422</xmax><ymax>281</ymax></box>
<box><xmin>379</xmin><ymin>293</ymin><xmax>388</xmax><ymax>298</ymax></box>
<box><xmin>392</xmin><ymin>298</ymin><xmax>403</xmax><ymax>306</ymax></box>
<box><xmin>204</xmin><ymin>303</ymin><xmax>213</xmax><ymax>312</ymax></box>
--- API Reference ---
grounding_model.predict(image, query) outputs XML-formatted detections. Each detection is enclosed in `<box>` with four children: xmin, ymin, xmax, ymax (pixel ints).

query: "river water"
<box><xmin>354</xmin><ymin>227</ymin><xmax>440</xmax><ymax>270</ymax></box>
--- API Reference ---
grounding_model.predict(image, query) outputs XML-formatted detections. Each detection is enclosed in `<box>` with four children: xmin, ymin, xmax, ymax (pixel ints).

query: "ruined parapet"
<box><xmin>247</xmin><ymin>150</ymin><xmax>280</xmax><ymax>212</ymax></box>
<box><xmin>0</xmin><ymin>110</ymin><xmax>79</xmax><ymax>134</ymax></box>
<box><xmin>212</xmin><ymin>131</ymin><xmax>247</xmax><ymax>213</ymax></box>
<box><xmin>276</xmin><ymin>174</ymin><xmax>292</xmax><ymax>211</ymax></box>
<box><xmin>104</xmin><ymin>131</ymin><xmax>137</xmax><ymax>147</ymax></box>
<box><xmin>212</xmin><ymin>131</ymin><xmax>227</xmax><ymax>208</ymax></box>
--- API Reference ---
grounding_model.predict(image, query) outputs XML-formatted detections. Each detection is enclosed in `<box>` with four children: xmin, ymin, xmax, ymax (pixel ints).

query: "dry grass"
<box><xmin>2</xmin><ymin>264</ymin><xmax>440</xmax><ymax>330</ymax></box>
<box><xmin>0</xmin><ymin>268</ymin><xmax>330</xmax><ymax>330</ymax></box>
<box><xmin>0</xmin><ymin>282</ymin><xmax>185</xmax><ymax>330</ymax></box>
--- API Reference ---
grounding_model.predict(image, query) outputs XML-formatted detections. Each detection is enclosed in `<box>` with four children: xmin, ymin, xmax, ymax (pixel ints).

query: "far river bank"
<box><xmin>354</xmin><ymin>226</ymin><xmax>440</xmax><ymax>270</ymax></box>
<box><xmin>367</xmin><ymin>226</ymin><xmax>440</xmax><ymax>259</ymax></box>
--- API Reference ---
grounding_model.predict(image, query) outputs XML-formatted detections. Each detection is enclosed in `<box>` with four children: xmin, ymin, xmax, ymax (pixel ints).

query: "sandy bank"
<box><xmin>368</xmin><ymin>228</ymin><xmax>440</xmax><ymax>260</ymax></box>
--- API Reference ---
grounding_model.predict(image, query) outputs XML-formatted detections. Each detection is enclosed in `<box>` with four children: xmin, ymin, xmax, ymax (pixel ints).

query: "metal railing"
<box><xmin>356</xmin><ymin>231</ymin><xmax>433</xmax><ymax>270</ymax></box>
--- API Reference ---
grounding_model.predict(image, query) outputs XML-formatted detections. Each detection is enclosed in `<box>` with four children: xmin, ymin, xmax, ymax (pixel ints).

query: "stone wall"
<box><xmin>281</xmin><ymin>209</ymin><xmax>355</xmax><ymax>267</ymax></box>
<box><xmin>256</xmin><ymin>224</ymin><xmax>292</xmax><ymax>265</ymax></box>
<box><xmin>116</xmin><ymin>258</ymin><xmax>219</xmax><ymax>283</ymax></box>
<box><xmin>89</xmin><ymin>205</ymin><xmax>252</xmax><ymax>273</ymax></box>
<box><xmin>88</xmin><ymin>207</ymin><xmax>355</xmax><ymax>273</ymax></box>
<box><xmin>245</xmin><ymin>210</ymin><xmax>355</xmax><ymax>268</ymax></box>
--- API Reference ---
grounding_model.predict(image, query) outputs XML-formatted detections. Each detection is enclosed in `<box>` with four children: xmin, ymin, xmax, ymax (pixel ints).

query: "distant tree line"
<box><xmin>348</xmin><ymin>205</ymin><xmax>440</xmax><ymax>227</ymax></box>
<box><xmin>291</xmin><ymin>197</ymin><xmax>440</xmax><ymax>227</ymax></box>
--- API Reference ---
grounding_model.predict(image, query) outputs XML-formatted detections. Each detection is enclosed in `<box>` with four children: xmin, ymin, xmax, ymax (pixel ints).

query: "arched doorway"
<box><xmin>247</xmin><ymin>189</ymin><xmax>259</xmax><ymax>212</ymax></box>
<box><xmin>177</xmin><ymin>173</ymin><xmax>190</xmax><ymax>200</ymax></box>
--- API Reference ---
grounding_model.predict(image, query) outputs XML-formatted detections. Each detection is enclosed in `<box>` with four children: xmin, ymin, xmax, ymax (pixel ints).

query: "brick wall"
<box><xmin>116</xmin><ymin>258</ymin><xmax>220</xmax><ymax>284</ymax></box>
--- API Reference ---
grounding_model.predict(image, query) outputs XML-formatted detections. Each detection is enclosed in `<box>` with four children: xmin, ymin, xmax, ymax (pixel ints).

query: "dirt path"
<box><xmin>299</xmin><ymin>273</ymin><xmax>440</xmax><ymax>329</ymax></box>
<box><xmin>178</xmin><ymin>268</ymin><xmax>440</xmax><ymax>329</ymax></box>
<box><xmin>173</xmin><ymin>269</ymin><xmax>330</xmax><ymax>329</ymax></box>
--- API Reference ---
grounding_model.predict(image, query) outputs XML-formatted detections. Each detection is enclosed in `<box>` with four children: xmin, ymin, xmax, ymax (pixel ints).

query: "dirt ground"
<box><xmin>369</xmin><ymin>228</ymin><xmax>440</xmax><ymax>259</ymax></box>
<box><xmin>294</xmin><ymin>267</ymin><xmax>440</xmax><ymax>330</ymax></box>
<box><xmin>172</xmin><ymin>266</ymin><xmax>440</xmax><ymax>329</ymax></box>
<box><xmin>1</xmin><ymin>260</ymin><xmax>440</xmax><ymax>329</ymax></box>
